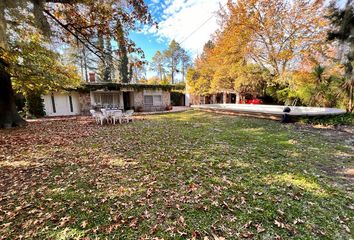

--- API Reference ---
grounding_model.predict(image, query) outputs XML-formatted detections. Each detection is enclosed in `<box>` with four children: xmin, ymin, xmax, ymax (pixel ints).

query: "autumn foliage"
<box><xmin>187</xmin><ymin>0</ymin><xmax>352</xmax><ymax>110</ymax></box>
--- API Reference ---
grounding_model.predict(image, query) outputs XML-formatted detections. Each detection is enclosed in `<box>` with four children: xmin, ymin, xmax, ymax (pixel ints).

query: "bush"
<box><xmin>134</xmin><ymin>106</ymin><xmax>143</xmax><ymax>112</ymax></box>
<box><xmin>171</xmin><ymin>92</ymin><xmax>185</xmax><ymax>106</ymax></box>
<box><xmin>25</xmin><ymin>92</ymin><xmax>45</xmax><ymax>118</ymax></box>
<box><xmin>165</xmin><ymin>105</ymin><xmax>172</xmax><ymax>111</ymax></box>
<box><xmin>299</xmin><ymin>113</ymin><xmax>354</xmax><ymax>126</ymax></box>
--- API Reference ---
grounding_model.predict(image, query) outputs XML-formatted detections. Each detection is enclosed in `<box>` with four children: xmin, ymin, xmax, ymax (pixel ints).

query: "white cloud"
<box><xmin>149</xmin><ymin>0</ymin><xmax>227</xmax><ymax>58</ymax></box>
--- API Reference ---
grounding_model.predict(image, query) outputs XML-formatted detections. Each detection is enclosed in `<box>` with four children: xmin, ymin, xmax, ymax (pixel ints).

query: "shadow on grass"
<box><xmin>0</xmin><ymin>110</ymin><xmax>352</xmax><ymax>239</ymax></box>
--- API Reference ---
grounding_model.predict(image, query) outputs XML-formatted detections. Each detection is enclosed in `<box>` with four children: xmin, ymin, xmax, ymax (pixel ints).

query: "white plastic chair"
<box><xmin>96</xmin><ymin>112</ymin><xmax>107</xmax><ymax>125</ymax></box>
<box><xmin>101</xmin><ymin>108</ymin><xmax>111</xmax><ymax>124</ymax></box>
<box><xmin>90</xmin><ymin>109</ymin><xmax>98</xmax><ymax>123</ymax></box>
<box><xmin>122</xmin><ymin>109</ymin><xmax>134</xmax><ymax>123</ymax></box>
<box><xmin>112</xmin><ymin>110</ymin><xmax>123</xmax><ymax>124</ymax></box>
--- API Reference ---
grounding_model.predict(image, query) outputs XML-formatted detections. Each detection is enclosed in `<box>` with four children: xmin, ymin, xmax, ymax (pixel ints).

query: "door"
<box><xmin>123</xmin><ymin>92</ymin><xmax>131</xmax><ymax>110</ymax></box>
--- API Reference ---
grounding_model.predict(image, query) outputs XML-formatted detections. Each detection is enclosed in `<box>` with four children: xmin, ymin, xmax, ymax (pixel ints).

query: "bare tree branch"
<box><xmin>43</xmin><ymin>9</ymin><xmax>104</xmax><ymax>61</ymax></box>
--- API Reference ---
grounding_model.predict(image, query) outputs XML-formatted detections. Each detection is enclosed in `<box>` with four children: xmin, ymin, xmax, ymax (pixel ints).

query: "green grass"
<box><xmin>0</xmin><ymin>110</ymin><xmax>353</xmax><ymax>239</ymax></box>
<box><xmin>299</xmin><ymin>112</ymin><xmax>354</xmax><ymax>126</ymax></box>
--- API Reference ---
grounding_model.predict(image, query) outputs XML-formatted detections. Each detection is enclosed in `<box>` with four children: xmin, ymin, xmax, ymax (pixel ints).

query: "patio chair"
<box><xmin>112</xmin><ymin>110</ymin><xmax>123</xmax><ymax>124</ymax></box>
<box><xmin>89</xmin><ymin>110</ymin><xmax>97</xmax><ymax>123</ymax></box>
<box><xmin>101</xmin><ymin>108</ymin><xmax>112</xmax><ymax>124</ymax></box>
<box><xmin>90</xmin><ymin>110</ymin><xmax>107</xmax><ymax>125</ymax></box>
<box><xmin>96</xmin><ymin>112</ymin><xmax>107</xmax><ymax>125</ymax></box>
<box><xmin>122</xmin><ymin>109</ymin><xmax>134</xmax><ymax>123</ymax></box>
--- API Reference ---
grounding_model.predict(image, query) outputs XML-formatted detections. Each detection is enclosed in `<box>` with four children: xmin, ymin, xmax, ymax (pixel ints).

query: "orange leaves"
<box><xmin>190</xmin><ymin>0</ymin><xmax>330</xmax><ymax>95</ymax></box>
<box><xmin>0</xmin><ymin>112</ymin><xmax>352</xmax><ymax>239</ymax></box>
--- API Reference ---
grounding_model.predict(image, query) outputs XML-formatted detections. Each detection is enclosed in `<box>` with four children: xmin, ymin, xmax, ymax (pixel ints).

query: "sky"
<box><xmin>129</xmin><ymin>0</ymin><xmax>227</xmax><ymax>78</ymax></box>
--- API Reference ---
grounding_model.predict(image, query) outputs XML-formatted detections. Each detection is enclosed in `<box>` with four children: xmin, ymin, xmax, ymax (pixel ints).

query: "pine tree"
<box><xmin>328</xmin><ymin>0</ymin><xmax>354</xmax><ymax>112</ymax></box>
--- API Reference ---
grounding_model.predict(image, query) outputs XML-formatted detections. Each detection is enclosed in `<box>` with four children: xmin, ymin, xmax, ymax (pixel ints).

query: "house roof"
<box><xmin>73</xmin><ymin>82</ymin><xmax>185</xmax><ymax>93</ymax></box>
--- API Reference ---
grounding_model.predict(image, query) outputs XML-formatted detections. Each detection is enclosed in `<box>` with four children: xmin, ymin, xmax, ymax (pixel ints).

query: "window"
<box><xmin>101</xmin><ymin>94</ymin><xmax>113</xmax><ymax>105</ymax></box>
<box><xmin>153</xmin><ymin>95</ymin><xmax>162</xmax><ymax>106</ymax></box>
<box><xmin>93</xmin><ymin>93</ymin><xmax>119</xmax><ymax>106</ymax></box>
<box><xmin>144</xmin><ymin>95</ymin><xmax>162</xmax><ymax>106</ymax></box>
<box><xmin>144</xmin><ymin>95</ymin><xmax>153</xmax><ymax>106</ymax></box>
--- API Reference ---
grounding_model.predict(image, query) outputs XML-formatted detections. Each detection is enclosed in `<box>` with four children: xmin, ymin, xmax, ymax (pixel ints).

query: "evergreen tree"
<box><xmin>163</xmin><ymin>40</ymin><xmax>182</xmax><ymax>84</ymax></box>
<box><xmin>328</xmin><ymin>0</ymin><xmax>354</xmax><ymax>111</ymax></box>
<box><xmin>150</xmin><ymin>51</ymin><xmax>166</xmax><ymax>82</ymax></box>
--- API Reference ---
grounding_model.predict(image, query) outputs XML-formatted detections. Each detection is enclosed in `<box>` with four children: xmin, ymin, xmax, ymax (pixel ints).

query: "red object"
<box><xmin>240</xmin><ymin>99</ymin><xmax>263</xmax><ymax>104</ymax></box>
<box><xmin>89</xmin><ymin>73</ymin><xmax>96</xmax><ymax>82</ymax></box>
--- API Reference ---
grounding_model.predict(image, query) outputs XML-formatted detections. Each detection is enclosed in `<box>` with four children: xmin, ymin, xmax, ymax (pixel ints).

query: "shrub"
<box><xmin>165</xmin><ymin>105</ymin><xmax>173</xmax><ymax>111</ymax></box>
<box><xmin>25</xmin><ymin>92</ymin><xmax>45</xmax><ymax>118</ymax></box>
<box><xmin>299</xmin><ymin>113</ymin><xmax>354</xmax><ymax>126</ymax></box>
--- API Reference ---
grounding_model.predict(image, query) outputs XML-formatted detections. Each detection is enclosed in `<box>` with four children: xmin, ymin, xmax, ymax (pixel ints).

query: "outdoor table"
<box><xmin>102</xmin><ymin>109</ymin><xmax>123</xmax><ymax>122</ymax></box>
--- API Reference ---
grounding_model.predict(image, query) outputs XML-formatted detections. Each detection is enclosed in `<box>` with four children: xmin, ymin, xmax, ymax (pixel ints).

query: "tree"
<box><xmin>0</xmin><ymin>0</ymin><xmax>153</xmax><ymax>128</ymax></box>
<box><xmin>150</xmin><ymin>51</ymin><xmax>166</xmax><ymax>82</ymax></box>
<box><xmin>115</xmin><ymin>20</ymin><xmax>130</xmax><ymax>83</ymax></box>
<box><xmin>189</xmin><ymin>0</ymin><xmax>333</xmax><ymax>106</ymax></box>
<box><xmin>286</xmin><ymin>65</ymin><xmax>345</xmax><ymax>107</ymax></box>
<box><xmin>97</xmin><ymin>36</ymin><xmax>114</xmax><ymax>82</ymax></box>
<box><xmin>6</xmin><ymin>34</ymin><xmax>81</xmax><ymax>119</ymax></box>
<box><xmin>327</xmin><ymin>0</ymin><xmax>354</xmax><ymax>112</ymax></box>
<box><xmin>128</xmin><ymin>56</ymin><xmax>146</xmax><ymax>83</ymax></box>
<box><xmin>105</xmin><ymin>36</ymin><xmax>114</xmax><ymax>81</ymax></box>
<box><xmin>97</xmin><ymin>35</ymin><xmax>106</xmax><ymax>81</ymax></box>
<box><xmin>186</xmin><ymin>67</ymin><xmax>210</xmax><ymax>96</ymax></box>
<box><xmin>226</xmin><ymin>0</ymin><xmax>328</xmax><ymax>77</ymax></box>
<box><xmin>186</xmin><ymin>41</ymin><xmax>215</xmax><ymax>96</ymax></box>
<box><xmin>164</xmin><ymin>40</ymin><xmax>182</xmax><ymax>84</ymax></box>
<box><xmin>180</xmin><ymin>48</ymin><xmax>191</xmax><ymax>82</ymax></box>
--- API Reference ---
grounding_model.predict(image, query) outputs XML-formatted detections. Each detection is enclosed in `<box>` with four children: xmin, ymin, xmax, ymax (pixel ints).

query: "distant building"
<box><xmin>42</xmin><ymin>83</ymin><xmax>176</xmax><ymax>116</ymax></box>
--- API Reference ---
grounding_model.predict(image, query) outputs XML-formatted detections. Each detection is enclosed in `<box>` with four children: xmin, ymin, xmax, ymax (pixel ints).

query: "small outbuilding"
<box><xmin>42</xmin><ymin>83</ymin><xmax>177</xmax><ymax>116</ymax></box>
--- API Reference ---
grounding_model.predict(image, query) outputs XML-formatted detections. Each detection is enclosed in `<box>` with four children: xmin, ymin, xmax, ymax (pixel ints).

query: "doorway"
<box><xmin>230</xmin><ymin>93</ymin><xmax>236</xmax><ymax>103</ymax></box>
<box><xmin>123</xmin><ymin>92</ymin><xmax>132</xmax><ymax>110</ymax></box>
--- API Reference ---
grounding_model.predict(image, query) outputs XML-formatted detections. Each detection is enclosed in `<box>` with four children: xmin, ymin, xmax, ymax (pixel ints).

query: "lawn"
<box><xmin>0</xmin><ymin>110</ymin><xmax>353</xmax><ymax>239</ymax></box>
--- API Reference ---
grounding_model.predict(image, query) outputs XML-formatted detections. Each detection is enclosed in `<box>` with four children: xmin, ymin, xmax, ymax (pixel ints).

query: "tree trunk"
<box><xmin>182</xmin><ymin>61</ymin><xmax>185</xmax><ymax>82</ymax></box>
<box><xmin>349</xmin><ymin>84</ymin><xmax>353</xmax><ymax>112</ymax></box>
<box><xmin>82</xmin><ymin>44</ymin><xmax>88</xmax><ymax>82</ymax></box>
<box><xmin>0</xmin><ymin>65</ymin><xmax>27</xmax><ymax>128</ymax></box>
<box><xmin>171</xmin><ymin>66</ymin><xmax>174</xmax><ymax>84</ymax></box>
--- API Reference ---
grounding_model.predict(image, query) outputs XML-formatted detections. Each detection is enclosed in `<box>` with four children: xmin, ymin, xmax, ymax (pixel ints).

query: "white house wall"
<box><xmin>43</xmin><ymin>92</ymin><xmax>80</xmax><ymax>116</ymax></box>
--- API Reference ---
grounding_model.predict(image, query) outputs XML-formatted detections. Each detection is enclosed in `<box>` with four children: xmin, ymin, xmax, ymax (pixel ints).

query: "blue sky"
<box><xmin>129</xmin><ymin>0</ymin><xmax>227</xmax><ymax>66</ymax></box>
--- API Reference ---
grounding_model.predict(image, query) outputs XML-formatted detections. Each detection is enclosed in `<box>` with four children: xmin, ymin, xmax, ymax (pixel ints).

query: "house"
<box><xmin>188</xmin><ymin>89</ymin><xmax>241</xmax><ymax>106</ymax></box>
<box><xmin>42</xmin><ymin>83</ymin><xmax>177</xmax><ymax>116</ymax></box>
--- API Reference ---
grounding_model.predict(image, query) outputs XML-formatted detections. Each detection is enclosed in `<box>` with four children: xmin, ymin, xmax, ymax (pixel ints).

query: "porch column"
<box><xmin>212</xmin><ymin>94</ymin><xmax>216</xmax><ymax>104</ymax></box>
<box><xmin>236</xmin><ymin>92</ymin><xmax>240</xmax><ymax>104</ymax></box>
<box><xmin>119</xmin><ymin>92</ymin><xmax>124</xmax><ymax>109</ymax></box>
<box><xmin>223</xmin><ymin>92</ymin><xmax>227</xmax><ymax>104</ymax></box>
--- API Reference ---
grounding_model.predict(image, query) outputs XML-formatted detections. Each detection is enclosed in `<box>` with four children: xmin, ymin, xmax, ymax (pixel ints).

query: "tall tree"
<box><xmin>227</xmin><ymin>0</ymin><xmax>328</xmax><ymax>77</ymax></box>
<box><xmin>128</xmin><ymin>56</ymin><xmax>146</xmax><ymax>83</ymax></box>
<box><xmin>97</xmin><ymin>36</ymin><xmax>114</xmax><ymax>82</ymax></box>
<box><xmin>0</xmin><ymin>0</ymin><xmax>153</xmax><ymax>128</ymax></box>
<box><xmin>327</xmin><ymin>0</ymin><xmax>354</xmax><ymax>112</ymax></box>
<box><xmin>150</xmin><ymin>51</ymin><xmax>166</xmax><ymax>82</ymax></box>
<box><xmin>187</xmin><ymin>41</ymin><xmax>215</xmax><ymax>95</ymax></box>
<box><xmin>188</xmin><ymin>0</ymin><xmax>330</xmax><ymax>104</ymax></box>
<box><xmin>164</xmin><ymin>40</ymin><xmax>182</xmax><ymax>84</ymax></box>
<box><xmin>180</xmin><ymin>48</ymin><xmax>191</xmax><ymax>83</ymax></box>
<box><xmin>115</xmin><ymin>20</ymin><xmax>130</xmax><ymax>83</ymax></box>
<box><xmin>97</xmin><ymin>34</ymin><xmax>106</xmax><ymax>81</ymax></box>
<box><xmin>105</xmin><ymin>36</ymin><xmax>114</xmax><ymax>81</ymax></box>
